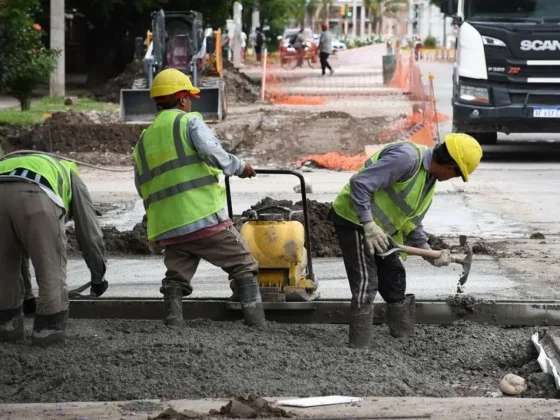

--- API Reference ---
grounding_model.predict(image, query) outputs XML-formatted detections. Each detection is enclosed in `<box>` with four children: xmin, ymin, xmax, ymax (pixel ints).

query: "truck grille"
<box><xmin>511</xmin><ymin>93</ymin><xmax>560</xmax><ymax>105</ymax></box>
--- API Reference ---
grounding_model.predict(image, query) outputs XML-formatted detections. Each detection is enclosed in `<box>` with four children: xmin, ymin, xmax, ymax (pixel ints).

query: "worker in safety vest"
<box><xmin>330</xmin><ymin>134</ymin><xmax>482</xmax><ymax>347</ymax></box>
<box><xmin>0</xmin><ymin>154</ymin><xmax>108</xmax><ymax>346</ymax></box>
<box><xmin>133</xmin><ymin>68</ymin><xmax>266</xmax><ymax>328</ymax></box>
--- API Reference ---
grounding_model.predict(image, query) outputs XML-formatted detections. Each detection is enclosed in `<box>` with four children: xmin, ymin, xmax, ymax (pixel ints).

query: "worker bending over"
<box><xmin>133</xmin><ymin>68</ymin><xmax>266</xmax><ymax>328</ymax></box>
<box><xmin>0</xmin><ymin>154</ymin><xmax>108</xmax><ymax>346</ymax></box>
<box><xmin>330</xmin><ymin>134</ymin><xmax>482</xmax><ymax>347</ymax></box>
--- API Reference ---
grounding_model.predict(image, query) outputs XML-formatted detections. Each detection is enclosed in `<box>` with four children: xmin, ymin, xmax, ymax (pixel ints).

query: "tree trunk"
<box><xmin>19</xmin><ymin>97</ymin><xmax>31</xmax><ymax>111</ymax></box>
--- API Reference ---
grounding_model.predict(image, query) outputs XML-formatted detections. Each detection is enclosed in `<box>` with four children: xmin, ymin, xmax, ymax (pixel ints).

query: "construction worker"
<box><xmin>329</xmin><ymin>134</ymin><xmax>482</xmax><ymax>348</ymax></box>
<box><xmin>133</xmin><ymin>68</ymin><xmax>266</xmax><ymax>328</ymax></box>
<box><xmin>0</xmin><ymin>154</ymin><xmax>108</xmax><ymax>346</ymax></box>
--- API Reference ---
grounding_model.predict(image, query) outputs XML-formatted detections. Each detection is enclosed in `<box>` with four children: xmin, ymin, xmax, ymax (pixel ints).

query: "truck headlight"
<box><xmin>482</xmin><ymin>36</ymin><xmax>506</xmax><ymax>47</ymax></box>
<box><xmin>460</xmin><ymin>85</ymin><xmax>490</xmax><ymax>104</ymax></box>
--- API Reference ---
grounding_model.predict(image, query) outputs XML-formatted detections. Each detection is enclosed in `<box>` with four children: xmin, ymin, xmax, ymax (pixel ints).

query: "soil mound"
<box><xmin>224</xmin><ymin>68</ymin><xmax>260</xmax><ymax>105</ymax></box>
<box><xmin>91</xmin><ymin>60</ymin><xmax>146</xmax><ymax>103</ymax></box>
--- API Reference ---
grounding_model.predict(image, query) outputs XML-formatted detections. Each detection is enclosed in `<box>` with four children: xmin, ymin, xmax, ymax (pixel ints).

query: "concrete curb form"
<box><xmin>3</xmin><ymin>396</ymin><xmax>560</xmax><ymax>419</ymax></box>
<box><xmin>67</xmin><ymin>298</ymin><xmax>560</xmax><ymax>326</ymax></box>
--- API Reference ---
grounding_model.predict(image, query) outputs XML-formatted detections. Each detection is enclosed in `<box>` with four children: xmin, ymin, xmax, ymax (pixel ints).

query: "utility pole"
<box><xmin>352</xmin><ymin>0</ymin><xmax>357</xmax><ymax>37</ymax></box>
<box><xmin>233</xmin><ymin>2</ymin><xmax>242</xmax><ymax>68</ymax></box>
<box><xmin>50</xmin><ymin>0</ymin><xmax>65</xmax><ymax>96</ymax></box>
<box><xmin>360</xmin><ymin>1</ymin><xmax>366</xmax><ymax>39</ymax></box>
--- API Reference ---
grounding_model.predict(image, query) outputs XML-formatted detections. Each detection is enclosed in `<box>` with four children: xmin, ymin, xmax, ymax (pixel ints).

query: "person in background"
<box><xmin>255</xmin><ymin>27</ymin><xmax>264</xmax><ymax>62</ymax></box>
<box><xmin>293</xmin><ymin>28</ymin><xmax>306</xmax><ymax>67</ymax></box>
<box><xmin>318</xmin><ymin>23</ymin><xmax>334</xmax><ymax>76</ymax></box>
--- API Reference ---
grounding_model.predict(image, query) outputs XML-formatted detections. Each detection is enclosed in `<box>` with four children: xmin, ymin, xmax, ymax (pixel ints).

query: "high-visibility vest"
<box><xmin>0</xmin><ymin>154</ymin><xmax>77</xmax><ymax>210</ymax></box>
<box><xmin>333</xmin><ymin>141</ymin><xmax>436</xmax><ymax>247</ymax></box>
<box><xmin>132</xmin><ymin>110</ymin><xmax>225</xmax><ymax>241</ymax></box>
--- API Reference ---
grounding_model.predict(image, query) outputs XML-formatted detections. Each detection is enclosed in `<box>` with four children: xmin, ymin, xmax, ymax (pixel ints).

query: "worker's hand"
<box><xmin>426</xmin><ymin>249</ymin><xmax>451</xmax><ymax>267</ymax></box>
<box><xmin>90</xmin><ymin>279</ymin><xmax>109</xmax><ymax>298</ymax></box>
<box><xmin>238</xmin><ymin>163</ymin><xmax>256</xmax><ymax>179</ymax></box>
<box><xmin>363</xmin><ymin>221</ymin><xmax>390</xmax><ymax>255</ymax></box>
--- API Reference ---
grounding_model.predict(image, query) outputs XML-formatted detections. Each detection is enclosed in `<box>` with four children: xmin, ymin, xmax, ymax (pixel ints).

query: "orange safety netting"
<box><xmin>294</xmin><ymin>61</ymin><xmax>452</xmax><ymax>171</ymax></box>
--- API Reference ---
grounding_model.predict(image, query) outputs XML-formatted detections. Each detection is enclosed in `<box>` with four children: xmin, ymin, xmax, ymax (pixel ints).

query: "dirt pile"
<box><xmin>1</xmin><ymin>110</ymin><xmax>144</xmax><ymax>165</ymax></box>
<box><xmin>91</xmin><ymin>60</ymin><xmax>146</xmax><ymax>103</ymax></box>
<box><xmin>148</xmin><ymin>396</ymin><xmax>294</xmax><ymax>420</ymax></box>
<box><xmin>0</xmin><ymin>318</ymin><xmax>552</xmax><ymax>403</ymax></box>
<box><xmin>224</xmin><ymin>68</ymin><xmax>260</xmax><ymax>105</ymax></box>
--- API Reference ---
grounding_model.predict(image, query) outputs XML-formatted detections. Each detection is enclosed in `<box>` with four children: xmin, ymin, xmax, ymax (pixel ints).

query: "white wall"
<box><xmin>408</xmin><ymin>0</ymin><xmax>455</xmax><ymax>48</ymax></box>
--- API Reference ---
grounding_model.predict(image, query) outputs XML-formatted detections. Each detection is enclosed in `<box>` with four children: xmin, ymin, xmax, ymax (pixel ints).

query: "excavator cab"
<box><xmin>120</xmin><ymin>9</ymin><xmax>225</xmax><ymax>123</ymax></box>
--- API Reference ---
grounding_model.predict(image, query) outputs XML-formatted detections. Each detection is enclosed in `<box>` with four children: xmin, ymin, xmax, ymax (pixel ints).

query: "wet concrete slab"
<box><xmin>55</xmin><ymin>254</ymin><xmax>541</xmax><ymax>300</ymax></box>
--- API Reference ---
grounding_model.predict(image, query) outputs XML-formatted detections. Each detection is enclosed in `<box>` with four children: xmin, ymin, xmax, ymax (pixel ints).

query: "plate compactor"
<box><xmin>225</xmin><ymin>170</ymin><xmax>319</xmax><ymax>302</ymax></box>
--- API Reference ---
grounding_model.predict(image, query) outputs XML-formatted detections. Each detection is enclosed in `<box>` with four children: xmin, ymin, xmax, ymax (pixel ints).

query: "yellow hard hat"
<box><xmin>150</xmin><ymin>68</ymin><xmax>201</xmax><ymax>98</ymax></box>
<box><xmin>444</xmin><ymin>133</ymin><xmax>483</xmax><ymax>182</ymax></box>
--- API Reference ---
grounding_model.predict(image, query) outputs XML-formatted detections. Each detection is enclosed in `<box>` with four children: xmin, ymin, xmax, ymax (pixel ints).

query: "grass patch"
<box><xmin>0</xmin><ymin>96</ymin><xmax>118</xmax><ymax>126</ymax></box>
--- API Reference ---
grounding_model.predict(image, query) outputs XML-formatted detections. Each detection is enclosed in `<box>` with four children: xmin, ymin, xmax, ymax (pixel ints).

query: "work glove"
<box><xmin>426</xmin><ymin>249</ymin><xmax>451</xmax><ymax>267</ymax></box>
<box><xmin>363</xmin><ymin>221</ymin><xmax>391</xmax><ymax>255</ymax></box>
<box><xmin>90</xmin><ymin>279</ymin><xmax>109</xmax><ymax>298</ymax></box>
<box><xmin>238</xmin><ymin>163</ymin><xmax>257</xmax><ymax>179</ymax></box>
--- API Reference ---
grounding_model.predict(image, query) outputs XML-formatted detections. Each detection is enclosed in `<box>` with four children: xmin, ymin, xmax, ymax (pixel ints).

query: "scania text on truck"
<box><xmin>441</xmin><ymin>0</ymin><xmax>560</xmax><ymax>145</ymax></box>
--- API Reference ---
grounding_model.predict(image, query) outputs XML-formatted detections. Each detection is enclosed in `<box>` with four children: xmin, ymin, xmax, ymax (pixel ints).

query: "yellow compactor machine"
<box><xmin>225</xmin><ymin>169</ymin><xmax>319</xmax><ymax>302</ymax></box>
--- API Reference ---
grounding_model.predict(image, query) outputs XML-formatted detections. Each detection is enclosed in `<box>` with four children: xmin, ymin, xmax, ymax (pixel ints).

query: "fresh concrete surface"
<box><xmin>3</xmin><ymin>396</ymin><xmax>560</xmax><ymax>419</ymax></box>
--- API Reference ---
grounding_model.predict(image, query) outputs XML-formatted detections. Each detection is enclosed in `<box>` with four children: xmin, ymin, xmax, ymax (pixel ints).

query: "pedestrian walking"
<box><xmin>133</xmin><ymin>68</ymin><xmax>266</xmax><ymax>328</ymax></box>
<box><xmin>0</xmin><ymin>154</ymin><xmax>108</xmax><ymax>346</ymax></box>
<box><xmin>329</xmin><ymin>134</ymin><xmax>483</xmax><ymax>348</ymax></box>
<box><xmin>318</xmin><ymin>23</ymin><xmax>334</xmax><ymax>76</ymax></box>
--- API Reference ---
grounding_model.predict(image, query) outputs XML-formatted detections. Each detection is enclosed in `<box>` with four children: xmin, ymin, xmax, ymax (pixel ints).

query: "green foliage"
<box><xmin>0</xmin><ymin>0</ymin><xmax>59</xmax><ymax>110</ymax></box>
<box><xmin>0</xmin><ymin>96</ymin><xmax>118</xmax><ymax>126</ymax></box>
<box><xmin>423</xmin><ymin>35</ymin><xmax>438</xmax><ymax>48</ymax></box>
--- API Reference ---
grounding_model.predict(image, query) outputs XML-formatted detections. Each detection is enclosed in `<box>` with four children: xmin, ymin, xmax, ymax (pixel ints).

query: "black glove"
<box><xmin>90</xmin><ymin>280</ymin><xmax>109</xmax><ymax>297</ymax></box>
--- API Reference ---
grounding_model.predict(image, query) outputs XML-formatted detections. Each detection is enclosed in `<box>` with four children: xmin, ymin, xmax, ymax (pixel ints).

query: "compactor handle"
<box><xmin>224</xmin><ymin>169</ymin><xmax>314</xmax><ymax>280</ymax></box>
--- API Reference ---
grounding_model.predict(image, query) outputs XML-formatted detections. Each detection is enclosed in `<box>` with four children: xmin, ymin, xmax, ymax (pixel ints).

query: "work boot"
<box><xmin>161</xmin><ymin>287</ymin><xmax>184</xmax><ymax>327</ymax></box>
<box><xmin>32</xmin><ymin>310</ymin><xmax>68</xmax><ymax>347</ymax></box>
<box><xmin>234</xmin><ymin>277</ymin><xmax>266</xmax><ymax>327</ymax></box>
<box><xmin>23</xmin><ymin>297</ymin><xmax>37</xmax><ymax>315</ymax></box>
<box><xmin>386</xmin><ymin>294</ymin><xmax>416</xmax><ymax>338</ymax></box>
<box><xmin>0</xmin><ymin>306</ymin><xmax>25</xmax><ymax>343</ymax></box>
<box><xmin>348</xmin><ymin>304</ymin><xmax>374</xmax><ymax>348</ymax></box>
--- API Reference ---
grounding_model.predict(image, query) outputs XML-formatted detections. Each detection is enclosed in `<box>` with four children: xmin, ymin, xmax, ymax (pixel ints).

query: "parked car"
<box><xmin>331</xmin><ymin>38</ymin><xmax>347</xmax><ymax>52</ymax></box>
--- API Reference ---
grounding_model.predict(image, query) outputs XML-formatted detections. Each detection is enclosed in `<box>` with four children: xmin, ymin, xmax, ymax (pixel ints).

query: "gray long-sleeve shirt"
<box><xmin>134</xmin><ymin>113</ymin><xmax>246</xmax><ymax>241</ymax></box>
<box><xmin>347</xmin><ymin>142</ymin><xmax>436</xmax><ymax>249</ymax></box>
<box><xmin>319</xmin><ymin>31</ymin><xmax>332</xmax><ymax>54</ymax></box>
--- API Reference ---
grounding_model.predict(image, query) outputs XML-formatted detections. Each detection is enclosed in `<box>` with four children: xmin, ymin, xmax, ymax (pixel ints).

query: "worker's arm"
<box><xmin>69</xmin><ymin>172</ymin><xmax>107</xmax><ymax>286</ymax></box>
<box><xmin>350</xmin><ymin>145</ymin><xmax>419</xmax><ymax>223</ymax></box>
<box><xmin>188</xmin><ymin>116</ymin><xmax>246</xmax><ymax>177</ymax></box>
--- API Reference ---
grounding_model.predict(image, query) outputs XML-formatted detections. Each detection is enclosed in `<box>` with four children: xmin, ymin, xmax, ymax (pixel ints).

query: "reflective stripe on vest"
<box><xmin>0</xmin><ymin>154</ymin><xmax>72</xmax><ymax>209</ymax></box>
<box><xmin>136</xmin><ymin>113</ymin><xmax>203</xmax><ymax>184</ymax></box>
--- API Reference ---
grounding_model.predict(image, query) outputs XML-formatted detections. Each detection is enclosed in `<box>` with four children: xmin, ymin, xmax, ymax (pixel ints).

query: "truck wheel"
<box><xmin>469</xmin><ymin>132</ymin><xmax>497</xmax><ymax>145</ymax></box>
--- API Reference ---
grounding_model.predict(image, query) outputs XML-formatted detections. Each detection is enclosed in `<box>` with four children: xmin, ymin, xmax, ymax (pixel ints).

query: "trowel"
<box><xmin>379</xmin><ymin>235</ymin><xmax>473</xmax><ymax>294</ymax></box>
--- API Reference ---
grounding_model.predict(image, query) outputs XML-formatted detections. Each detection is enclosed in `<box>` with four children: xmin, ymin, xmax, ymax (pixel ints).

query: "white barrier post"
<box><xmin>261</xmin><ymin>48</ymin><xmax>268</xmax><ymax>102</ymax></box>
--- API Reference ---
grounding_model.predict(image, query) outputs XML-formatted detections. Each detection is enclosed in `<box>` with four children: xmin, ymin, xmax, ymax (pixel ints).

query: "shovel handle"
<box><xmin>403</xmin><ymin>246</ymin><xmax>442</xmax><ymax>260</ymax></box>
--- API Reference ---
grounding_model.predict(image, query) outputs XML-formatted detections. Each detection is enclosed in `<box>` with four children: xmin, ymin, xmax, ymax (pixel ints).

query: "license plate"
<box><xmin>533</xmin><ymin>107</ymin><xmax>560</xmax><ymax>118</ymax></box>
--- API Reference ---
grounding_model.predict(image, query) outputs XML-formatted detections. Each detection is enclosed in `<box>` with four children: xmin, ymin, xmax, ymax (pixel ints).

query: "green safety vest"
<box><xmin>133</xmin><ymin>110</ymin><xmax>225</xmax><ymax>241</ymax></box>
<box><xmin>0</xmin><ymin>154</ymin><xmax>77</xmax><ymax>210</ymax></box>
<box><xmin>333</xmin><ymin>141</ymin><xmax>436</xmax><ymax>250</ymax></box>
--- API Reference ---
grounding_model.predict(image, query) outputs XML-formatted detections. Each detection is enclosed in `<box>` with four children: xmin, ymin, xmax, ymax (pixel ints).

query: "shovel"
<box><xmin>379</xmin><ymin>235</ymin><xmax>473</xmax><ymax>294</ymax></box>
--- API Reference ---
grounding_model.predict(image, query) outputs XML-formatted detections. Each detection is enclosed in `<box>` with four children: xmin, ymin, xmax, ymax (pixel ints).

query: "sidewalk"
<box><xmin>0</xmin><ymin>95</ymin><xmax>18</xmax><ymax>110</ymax></box>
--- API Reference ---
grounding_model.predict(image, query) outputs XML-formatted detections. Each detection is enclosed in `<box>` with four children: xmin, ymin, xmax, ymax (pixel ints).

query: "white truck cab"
<box><xmin>442</xmin><ymin>0</ymin><xmax>560</xmax><ymax>144</ymax></box>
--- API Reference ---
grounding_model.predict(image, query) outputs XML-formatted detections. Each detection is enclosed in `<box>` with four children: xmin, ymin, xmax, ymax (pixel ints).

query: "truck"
<box><xmin>120</xmin><ymin>9</ymin><xmax>227</xmax><ymax>123</ymax></box>
<box><xmin>441</xmin><ymin>0</ymin><xmax>560</xmax><ymax>144</ymax></box>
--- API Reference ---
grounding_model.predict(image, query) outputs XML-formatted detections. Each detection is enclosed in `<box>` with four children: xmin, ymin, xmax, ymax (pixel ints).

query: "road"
<box><xmin>27</xmin><ymin>59</ymin><xmax>560</xmax><ymax>302</ymax></box>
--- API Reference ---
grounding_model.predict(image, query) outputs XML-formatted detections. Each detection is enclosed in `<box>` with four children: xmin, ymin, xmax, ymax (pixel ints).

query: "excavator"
<box><xmin>120</xmin><ymin>9</ymin><xmax>227</xmax><ymax>123</ymax></box>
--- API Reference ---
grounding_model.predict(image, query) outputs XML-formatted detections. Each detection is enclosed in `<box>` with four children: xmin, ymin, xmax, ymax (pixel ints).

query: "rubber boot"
<box><xmin>348</xmin><ymin>305</ymin><xmax>374</xmax><ymax>348</ymax></box>
<box><xmin>0</xmin><ymin>306</ymin><xmax>25</xmax><ymax>343</ymax></box>
<box><xmin>162</xmin><ymin>287</ymin><xmax>184</xmax><ymax>327</ymax></box>
<box><xmin>23</xmin><ymin>297</ymin><xmax>37</xmax><ymax>315</ymax></box>
<box><xmin>386</xmin><ymin>294</ymin><xmax>416</xmax><ymax>338</ymax></box>
<box><xmin>32</xmin><ymin>310</ymin><xmax>68</xmax><ymax>347</ymax></box>
<box><xmin>235</xmin><ymin>277</ymin><xmax>266</xmax><ymax>327</ymax></box>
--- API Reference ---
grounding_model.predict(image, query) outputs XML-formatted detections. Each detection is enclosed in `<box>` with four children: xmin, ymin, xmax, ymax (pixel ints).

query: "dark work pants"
<box><xmin>334</xmin><ymin>224</ymin><xmax>406</xmax><ymax>308</ymax></box>
<box><xmin>320</xmin><ymin>52</ymin><xmax>332</xmax><ymax>75</ymax></box>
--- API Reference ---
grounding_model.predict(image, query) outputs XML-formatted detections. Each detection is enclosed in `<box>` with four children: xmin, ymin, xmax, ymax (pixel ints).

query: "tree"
<box><xmin>0</xmin><ymin>0</ymin><xmax>59</xmax><ymax>110</ymax></box>
<box><xmin>364</xmin><ymin>0</ymin><xmax>407</xmax><ymax>35</ymax></box>
<box><xmin>36</xmin><ymin>0</ymin><xmax>235</xmax><ymax>88</ymax></box>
